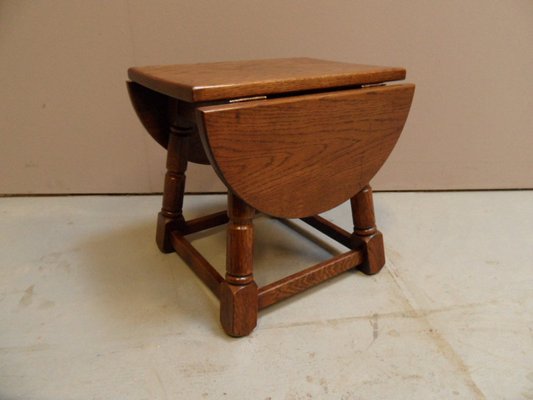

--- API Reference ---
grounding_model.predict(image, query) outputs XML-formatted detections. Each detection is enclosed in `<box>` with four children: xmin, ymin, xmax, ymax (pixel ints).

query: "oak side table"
<box><xmin>127</xmin><ymin>58</ymin><xmax>414</xmax><ymax>337</ymax></box>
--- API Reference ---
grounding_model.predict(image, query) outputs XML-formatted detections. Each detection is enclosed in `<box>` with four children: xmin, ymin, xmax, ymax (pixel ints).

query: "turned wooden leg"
<box><xmin>220</xmin><ymin>192</ymin><xmax>258</xmax><ymax>337</ymax></box>
<box><xmin>350</xmin><ymin>185</ymin><xmax>385</xmax><ymax>275</ymax></box>
<box><xmin>156</xmin><ymin>125</ymin><xmax>190</xmax><ymax>253</ymax></box>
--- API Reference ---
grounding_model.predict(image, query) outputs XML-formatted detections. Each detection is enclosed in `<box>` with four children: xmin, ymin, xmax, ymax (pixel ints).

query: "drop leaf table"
<box><xmin>127</xmin><ymin>58</ymin><xmax>414</xmax><ymax>337</ymax></box>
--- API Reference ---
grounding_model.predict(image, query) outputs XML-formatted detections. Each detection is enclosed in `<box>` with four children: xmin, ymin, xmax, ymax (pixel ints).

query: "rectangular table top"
<box><xmin>128</xmin><ymin>57</ymin><xmax>406</xmax><ymax>103</ymax></box>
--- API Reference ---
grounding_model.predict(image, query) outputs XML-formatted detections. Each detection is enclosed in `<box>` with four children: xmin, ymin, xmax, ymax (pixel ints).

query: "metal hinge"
<box><xmin>361</xmin><ymin>83</ymin><xmax>386</xmax><ymax>88</ymax></box>
<box><xmin>229</xmin><ymin>95</ymin><xmax>268</xmax><ymax>103</ymax></box>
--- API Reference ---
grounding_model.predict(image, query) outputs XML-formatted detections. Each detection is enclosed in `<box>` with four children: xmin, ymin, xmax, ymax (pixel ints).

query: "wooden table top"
<box><xmin>128</xmin><ymin>57</ymin><xmax>406</xmax><ymax>102</ymax></box>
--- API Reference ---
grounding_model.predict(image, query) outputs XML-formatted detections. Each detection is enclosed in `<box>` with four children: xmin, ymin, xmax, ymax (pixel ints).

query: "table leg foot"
<box><xmin>220</xmin><ymin>192</ymin><xmax>257</xmax><ymax>337</ymax></box>
<box><xmin>156</xmin><ymin>213</ymin><xmax>184</xmax><ymax>253</ymax></box>
<box><xmin>220</xmin><ymin>281</ymin><xmax>258</xmax><ymax>337</ymax></box>
<box><xmin>350</xmin><ymin>185</ymin><xmax>386</xmax><ymax>275</ymax></box>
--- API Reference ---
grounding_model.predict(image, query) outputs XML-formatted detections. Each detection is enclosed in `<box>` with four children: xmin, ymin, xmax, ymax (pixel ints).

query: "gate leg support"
<box><xmin>156</xmin><ymin>125</ymin><xmax>190</xmax><ymax>253</ymax></box>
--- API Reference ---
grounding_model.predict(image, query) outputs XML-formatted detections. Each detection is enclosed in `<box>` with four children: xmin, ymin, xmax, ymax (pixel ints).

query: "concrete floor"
<box><xmin>0</xmin><ymin>192</ymin><xmax>532</xmax><ymax>400</ymax></box>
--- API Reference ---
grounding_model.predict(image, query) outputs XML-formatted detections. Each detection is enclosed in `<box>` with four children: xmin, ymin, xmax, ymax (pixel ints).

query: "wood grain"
<box><xmin>128</xmin><ymin>58</ymin><xmax>414</xmax><ymax>336</ymax></box>
<box><xmin>350</xmin><ymin>185</ymin><xmax>385</xmax><ymax>275</ymax></box>
<box><xmin>350</xmin><ymin>185</ymin><xmax>377</xmax><ymax>236</ymax></box>
<box><xmin>258</xmin><ymin>249</ymin><xmax>363</xmax><ymax>309</ymax></box>
<box><xmin>156</xmin><ymin>127</ymin><xmax>189</xmax><ymax>253</ymax></box>
<box><xmin>224</xmin><ymin>193</ymin><xmax>255</xmax><ymax>284</ymax></box>
<box><xmin>128</xmin><ymin>57</ymin><xmax>406</xmax><ymax>102</ymax></box>
<box><xmin>198</xmin><ymin>84</ymin><xmax>414</xmax><ymax>218</ymax></box>
<box><xmin>220</xmin><ymin>192</ymin><xmax>258</xmax><ymax>336</ymax></box>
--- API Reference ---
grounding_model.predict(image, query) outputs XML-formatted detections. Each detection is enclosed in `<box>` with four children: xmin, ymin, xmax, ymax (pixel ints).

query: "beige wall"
<box><xmin>2</xmin><ymin>0</ymin><xmax>532</xmax><ymax>194</ymax></box>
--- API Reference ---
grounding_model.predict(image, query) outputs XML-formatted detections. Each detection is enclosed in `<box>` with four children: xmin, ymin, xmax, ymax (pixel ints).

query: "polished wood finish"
<box><xmin>156</xmin><ymin>125</ymin><xmax>190</xmax><ymax>253</ymax></box>
<box><xmin>258</xmin><ymin>249</ymin><xmax>363</xmax><ymax>309</ymax></box>
<box><xmin>128</xmin><ymin>57</ymin><xmax>406</xmax><ymax>102</ymax></box>
<box><xmin>351</xmin><ymin>185</ymin><xmax>385</xmax><ymax>275</ymax></box>
<box><xmin>197</xmin><ymin>84</ymin><xmax>414</xmax><ymax>218</ymax></box>
<box><xmin>127</xmin><ymin>58</ymin><xmax>414</xmax><ymax>336</ymax></box>
<box><xmin>163</xmin><ymin>201</ymin><xmax>370</xmax><ymax>335</ymax></box>
<box><xmin>220</xmin><ymin>193</ymin><xmax>258</xmax><ymax>337</ymax></box>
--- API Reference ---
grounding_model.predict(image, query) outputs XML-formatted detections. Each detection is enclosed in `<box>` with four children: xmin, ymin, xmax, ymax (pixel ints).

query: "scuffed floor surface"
<box><xmin>0</xmin><ymin>192</ymin><xmax>532</xmax><ymax>400</ymax></box>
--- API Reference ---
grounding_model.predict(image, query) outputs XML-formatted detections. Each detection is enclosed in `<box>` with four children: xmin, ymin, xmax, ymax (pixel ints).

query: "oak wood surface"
<box><xmin>127</xmin><ymin>58</ymin><xmax>413</xmax><ymax>336</ymax></box>
<box><xmin>156</xmin><ymin>127</ymin><xmax>189</xmax><ymax>253</ymax></box>
<box><xmin>351</xmin><ymin>185</ymin><xmax>377</xmax><ymax>236</ymax></box>
<box><xmin>350</xmin><ymin>185</ymin><xmax>385</xmax><ymax>275</ymax></box>
<box><xmin>258</xmin><ymin>249</ymin><xmax>363</xmax><ymax>309</ymax></box>
<box><xmin>225</xmin><ymin>193</ymin><xmax>255</xmax><ymax>284</ymax></box>
<box><xmin>220</xmin><ymin>193</ymin><xmax>258</xmax><ymax>336</ymax></box>
<box><xmin>161</xmin><ymin>192</ymin><xmax>379</xmax><ymax>334</ymax></box>
<box><xmin>198</xmin><ymin>84</ymin><xmax>414</xmax><ymax>218</ymax></box>
<box><xmin>128</xmin><ymin>57</ymin><xmax>406</xmax><ymax>102</ymax></box>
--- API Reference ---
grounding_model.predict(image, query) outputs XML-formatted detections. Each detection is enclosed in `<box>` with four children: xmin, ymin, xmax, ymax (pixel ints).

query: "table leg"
<box><xmin>156</xmin><ymin>125</ymin><xmax>190</xmax><ymax>253</ymax></box>
<box><xmin>350</xmin><ymin>185</ymin><xmax>386</xmax><ymax>275</ymax></box>
<box><xmin>220</xmin><ymin>192</ymin><xmax>258</xmax><ymax>337</ymax></box>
